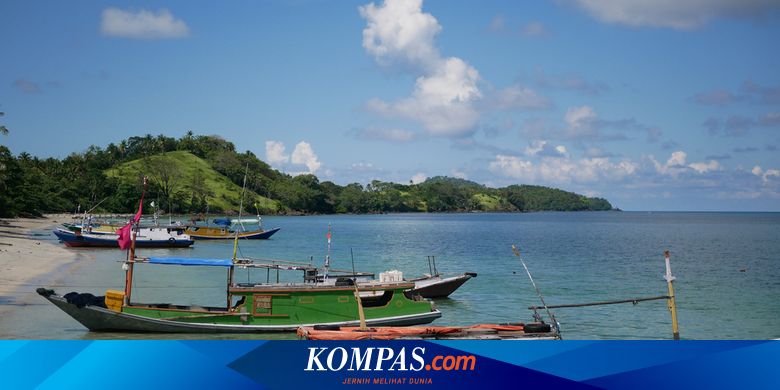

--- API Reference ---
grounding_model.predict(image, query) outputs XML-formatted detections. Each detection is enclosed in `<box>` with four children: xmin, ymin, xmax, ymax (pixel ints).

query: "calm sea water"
<box><xmin>2</xmin><ymin>212</ymin><xmax>779</xmax><ymax>339</ymax></box>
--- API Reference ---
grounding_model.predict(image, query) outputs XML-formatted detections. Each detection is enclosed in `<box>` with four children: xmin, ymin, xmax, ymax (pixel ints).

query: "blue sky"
<box><xmin>1</xmin><ymin>0</ymin><xmax>779</xmax><ymax>211</ymax></box>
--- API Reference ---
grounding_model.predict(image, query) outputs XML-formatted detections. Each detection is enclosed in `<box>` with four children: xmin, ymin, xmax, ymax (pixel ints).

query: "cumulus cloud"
<box><xmin>366</xmin><ymin>56</ymin><xmax>482</xmax><ymax>136</ymax></box>
<box><xmin>101</xmin><ymin>8</ymin><xmax>189</xmax><ymax>39</ymax></box>
<box><xmin>410</xmin><ymin>172</ymin><xmax>428</xmax><ymax>184</ymax></box>
<box><xmin>361</xmin><ymin>0</ymin><xmax>547</xmax><ymax>138</ymax></box>
<box><xmin>524</xmin><ymin>140</ymin><xmax>568</xmax><ymax>158</ymax></box>
<box><xmin>291</xmin><ymin>142</ymin><xmax>322</xmax><ymax>174</ymax></box>
<box><xmin>489</xmin><ymin>154</ymin><xmax>638</xmax><ymax>184</ymax></box>
<box><xmin>568</xmin><ymin>0</ymin><xmax>780</xmax><ymax>29</ymax></box>
<box><xmin>650</xmin><ymin>151</ymin><xmax>722</xmax><ymax>177</ymax></box>
<box><xmin>264</xmin><ymin>141</ymin><xmax>289</xmax><ymax>166</ymax></box>
<box><xmin>360</xmin><ymin>0</ymin><xmax>441</xmax><ymax>69</ymax></box>
<box><xmin>264</xmin><ymin>140</ymin><xmax>322</xmax><ymax>175</ymax></box>
<box><xmin>752</xmin><ymin>165</ymin><xmax>780</xmax><ymax>184</ymax></box>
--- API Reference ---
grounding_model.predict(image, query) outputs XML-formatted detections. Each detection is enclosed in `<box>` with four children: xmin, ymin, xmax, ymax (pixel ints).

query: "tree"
<box><xmin>144</xmin><ymin>157</ymin><xmax>183</xmax><ymax>213</ymax></box>
<box><xmin>0</xmin><ymin>112</ymin><xmax>8</xmax><ymax>136</ymax></box>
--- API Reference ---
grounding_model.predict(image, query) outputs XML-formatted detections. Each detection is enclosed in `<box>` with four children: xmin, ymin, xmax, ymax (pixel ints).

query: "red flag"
<box><xmin>118</xmin><ymin>186</ymin><xmax>145</xmax><ymax>250</ymax></box>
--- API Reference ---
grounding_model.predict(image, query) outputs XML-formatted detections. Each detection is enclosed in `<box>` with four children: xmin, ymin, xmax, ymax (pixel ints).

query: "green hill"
<box><xmin>105</xmin><ymin>151</ymin><xmax>280</xmax><ymax>214</ymax></box>
<box><xmin>0</xmin><ymin>133</ymin><xmax>613</xmax><ymax>217</ymax></box>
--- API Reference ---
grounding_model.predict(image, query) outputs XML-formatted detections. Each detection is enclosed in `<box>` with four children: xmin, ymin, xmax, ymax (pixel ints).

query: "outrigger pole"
<box><xmin>528</xmin><ymin>250</ymin><xmax>682</xmax><ymax>340</ymax></box>
<box><xmin>512</xmin><ymin>245</ymin><xmax>560</xmax><ymax>335</ymax></box>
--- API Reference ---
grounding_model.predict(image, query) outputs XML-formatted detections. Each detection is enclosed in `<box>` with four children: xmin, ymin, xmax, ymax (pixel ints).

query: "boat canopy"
<box><xmin>147</xmin><ymin>257</ymin><xmax>234</xmax><ymax>267</ymax></box>
<box><xmin>213</xmin><ymin>217</ymin><xmax>260</xmax><ymax>226</ymax></box>
<box><xmin>212</xmin><ymin>218</ymin><xmax>232</xmax><ymax>226</ymax></box>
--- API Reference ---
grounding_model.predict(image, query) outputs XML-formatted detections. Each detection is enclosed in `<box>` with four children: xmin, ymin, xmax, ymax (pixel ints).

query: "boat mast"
<box><xmin>124</xmin><ymin>177</ymin><xmax>147</xmax><ymax>306</ymax></box>
<box><xmin>324</xmin><ymin>223</ymin><xmax>332</xmax><ymax>280</ymax></box>
<box><xmin>228</xmin><ymin>163</ymin><xmax>249</xmax><ymax>309</ymax></box>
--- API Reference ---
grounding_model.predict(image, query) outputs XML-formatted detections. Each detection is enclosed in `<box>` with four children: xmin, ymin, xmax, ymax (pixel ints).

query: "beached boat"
<box><xmin>37</xmin><ymin>256</ymin><xmax>441</xmax><ymax>332</ymax></box>
<box><xmin>52</xmin><ymin>227</ymin><xmax>194</xmax><ymax>248</ymax></box>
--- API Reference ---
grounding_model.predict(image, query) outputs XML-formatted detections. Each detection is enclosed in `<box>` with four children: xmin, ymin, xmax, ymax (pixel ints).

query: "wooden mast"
<box><xmin>664</xmin><ymin>250</ymin><xmax>680</xmax><ymax>340</ymax></box>
<box><xmin>124</xmin><ymin>177</ymin><xmax>147</xmax><ymax>306</ymax></box>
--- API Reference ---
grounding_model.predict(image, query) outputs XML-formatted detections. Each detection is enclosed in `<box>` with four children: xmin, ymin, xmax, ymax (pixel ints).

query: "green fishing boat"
<box><xmin>37</xmin><ymin>256</ymin><xmax>441</xmax><ymax>333</ymax></box>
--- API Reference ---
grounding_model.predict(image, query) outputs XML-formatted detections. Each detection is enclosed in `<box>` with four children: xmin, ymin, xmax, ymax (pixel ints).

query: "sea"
<box><xmin>2</xmin><ymin>211</ymin><xmax>779</xmax><ymax>340</ymax></box>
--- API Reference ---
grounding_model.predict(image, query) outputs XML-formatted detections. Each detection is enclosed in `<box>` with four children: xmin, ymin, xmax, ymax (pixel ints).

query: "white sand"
<box><xmin>0</xmin><ymin>214</ymin><xmax>78</xmax><ymax>316</ymax></box>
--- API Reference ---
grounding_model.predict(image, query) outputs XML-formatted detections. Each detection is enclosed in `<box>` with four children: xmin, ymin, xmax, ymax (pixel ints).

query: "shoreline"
<box><xmin>0</xmin><ymin>214</ymin><xmax>79</xmax><ymax>316</ymax></box>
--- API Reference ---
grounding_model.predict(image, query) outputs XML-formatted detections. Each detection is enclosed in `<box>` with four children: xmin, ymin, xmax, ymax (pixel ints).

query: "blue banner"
<box><xmin>0</xmin><ymin>340</ymin><xmax>778</xmax><ymax>389</ymax></box>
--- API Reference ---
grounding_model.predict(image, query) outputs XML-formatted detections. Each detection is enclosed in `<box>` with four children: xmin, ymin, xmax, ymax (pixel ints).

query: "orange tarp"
<box><xmin>297</xmin><ymin>324</ymin><xmax>526</xmax><ymax>340</ymax></box>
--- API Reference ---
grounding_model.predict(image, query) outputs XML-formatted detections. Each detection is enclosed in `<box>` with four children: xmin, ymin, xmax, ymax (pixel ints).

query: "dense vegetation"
<box><xmin>0</xmin><ymin>133</ymin><xmax>613</xmax><ymax>217</ymax></box>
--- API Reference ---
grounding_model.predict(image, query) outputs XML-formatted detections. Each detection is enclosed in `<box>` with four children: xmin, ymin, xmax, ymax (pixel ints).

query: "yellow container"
<box><xmin>105</xmin><ymin>290</ymin><xmax>125</xmax><ymax>312</ymax></box>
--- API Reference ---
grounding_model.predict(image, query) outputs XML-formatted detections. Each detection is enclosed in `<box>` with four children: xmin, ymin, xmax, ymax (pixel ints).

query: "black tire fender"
<box><xmin>524</xmin><ymin>323</ymin><xmax>552</xmax><ymax>333</ymax></box>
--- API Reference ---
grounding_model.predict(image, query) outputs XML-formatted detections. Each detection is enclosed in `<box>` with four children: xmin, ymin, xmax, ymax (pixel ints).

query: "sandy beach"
<box><xmin>0</xmin><ymin>214</ymin><xmax>79</xmax><ymax>316</ymax></box>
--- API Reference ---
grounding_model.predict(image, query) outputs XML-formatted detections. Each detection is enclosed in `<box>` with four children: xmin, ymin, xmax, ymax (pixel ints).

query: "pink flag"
<box><xmin>118</xmin><ymin>185</ymin><xmax>146</xmax><ymax>250</ymax></box>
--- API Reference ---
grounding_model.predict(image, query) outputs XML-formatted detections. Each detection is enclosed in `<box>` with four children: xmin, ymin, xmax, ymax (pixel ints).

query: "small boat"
<box><xmin>184</xmin><ymin>225</ymin><xmax>280</xmax><ymax>240</ymax></box>
<box><xmin>407</xmin><ymin>272</ymin><xmax>477</xmax><ymax>298</ymax></box>
<box><xmin>297</xmin><ymin>245</ymin><xmax>560</xmax><ymax>340</ymax></box>
<box><xmin>316</xmin><ymin>256</ymin><xmax>476</xmax><ymax>299</ymax></box>
<box><xmin>37</xmin><ymin>257</ymin><xmax>441</xmax><ymax>333</ymax></box>
<box><xmin>52</xmin><ymin>227</ymin><xmax>194</xmax><ymax>248</ymax></box>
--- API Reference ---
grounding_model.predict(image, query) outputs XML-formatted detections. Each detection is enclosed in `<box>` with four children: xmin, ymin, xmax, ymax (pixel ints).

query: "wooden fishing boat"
<box><xmin>406</xmin><ymin>272</ymin><xmax>477</xmax><ymax>298</ymax></box>
<box><xmin>52</xmin><ymin>227</ymin><xmax>194</xmax><ymax>248</ymax></box>
<box><xmin>37</xmin><ymin>257</ymin><xmax>440</xmax><ymax>333</ymax></box>
<box><xmin>184</xmin><ymin>225</ymin><xmax>280</xmax><ymax>240</ymax></box>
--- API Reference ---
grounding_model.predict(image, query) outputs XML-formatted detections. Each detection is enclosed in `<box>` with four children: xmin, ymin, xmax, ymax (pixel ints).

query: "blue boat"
<box><xmin>53</xmin><ymin>227</ymin><xmax>194</xmax><ymax>248</ymax></box>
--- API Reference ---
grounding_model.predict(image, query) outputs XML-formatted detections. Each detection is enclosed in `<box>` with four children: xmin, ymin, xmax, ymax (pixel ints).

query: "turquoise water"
<box><xmin>2</xmin><ymin>212</ymin><xmax>779</xmax><ymax>339</ymax></box>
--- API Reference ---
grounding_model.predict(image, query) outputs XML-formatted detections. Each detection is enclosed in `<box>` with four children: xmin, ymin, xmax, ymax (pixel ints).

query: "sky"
<box><xmin>1</xmin><ymin>0</ymin><xmax>779</xmax><ymax>211</ymax></box>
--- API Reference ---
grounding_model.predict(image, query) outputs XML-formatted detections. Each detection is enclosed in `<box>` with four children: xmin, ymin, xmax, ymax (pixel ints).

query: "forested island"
<box><xmin>0</xmin><ymin>133</ymin><xmax>613</xmax><ymax>217</ymax></box>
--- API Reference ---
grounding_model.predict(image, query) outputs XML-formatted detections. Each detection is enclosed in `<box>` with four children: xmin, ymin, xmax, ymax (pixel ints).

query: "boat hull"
<box><xmin>186</xmin><ymin>227</ymin><xmax>280</xmax><ymax>240</ymax></box>
<box><xmin>53</xmin><ymin>229</ymin><xmax>194</xmax><ymax>248</ymax></box>
<box><xmin>409</xmin><ymin>273</ymin><xmax>476</xmax><ymax>299</ymax></box>
<box><xmin>40</xmin><ymin>294</ymin><xmax>441</xmax><ymax>333</ymax></box>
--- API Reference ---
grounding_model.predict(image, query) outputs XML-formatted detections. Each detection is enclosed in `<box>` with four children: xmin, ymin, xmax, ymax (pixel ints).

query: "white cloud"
<box><xmin>688</xmin><ymin>160</ymin><xmax>721</xmax><ymax>174</ymax></box>
<box><xmin>569</xmin><ymin>0</ymin><xmax>780</xmax><ymax>29</ymax></box>
<box><xmin>360</xmin><ymin>0</ymin><xmax>484</xmax><ymax>137</ymax></box>
<box><xmin>264</xmin><ymin>141</ymin><xmax>289</xmax><ymax>166</ymax></box>
<box><xmin>361</xmin><ymin>0</ymin><xmax>552</xmax><ymax>137</ymax></box>
<box><xmin>291</xmin><ymin>141</ymin><xmax>322</xmax><ymax>174</ymax></box>
<box><xmin>101</xmin><ymin>8</ymin><xmax>189</xmax><ymax>39</ymax></box>
<box><xmin>524</xmin><ymin>140</ymin><xmax>568</xmax><ymax>158</ymax></box>
<box><xmin>489</xmin><ymin>154</ymin><xmax>637</xmax><ymax>184</ymax></box>
<box><xmin>365</xmin><ymin>56</ymin><xmax>482</xmax><ymax>136</ymax></box>
<box><xmin>359</xmin><ymin>0</ymin><xmax>441</xmax><ymax>69</ymax></box>
<box><xmin>565</xmin><ymin>105</ymin><xmax>597</xmax><ymax>130</ymax></box>
<box><xmin>752</xmin><ymin>165</ymin><xmax>780</xmax><ymax>184</ymax></box>
<box><xmin>651</xmin><ymin>151</ymin><xmax>723</xmax><ymax>176</ymax></box>
<box><xmin>411</xmin><ymin>172</ymin><xmax>428</xmax><ymax>184</ymax></box>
